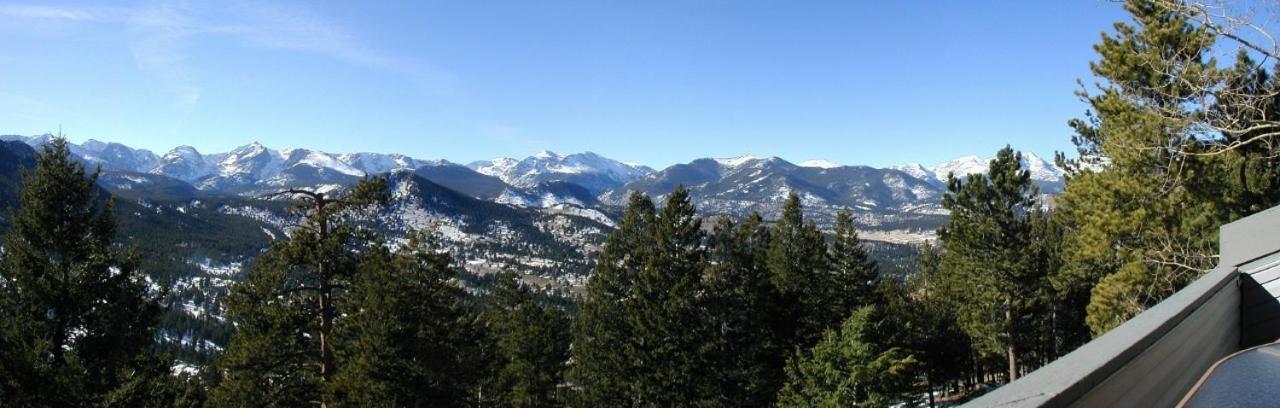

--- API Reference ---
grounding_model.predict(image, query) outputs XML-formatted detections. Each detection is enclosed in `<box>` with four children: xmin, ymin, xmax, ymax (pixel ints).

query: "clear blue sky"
<box><xmin>0</xmin><ymin>1</ymin><xmax>1129</xmax><ymax>168</ymax></box>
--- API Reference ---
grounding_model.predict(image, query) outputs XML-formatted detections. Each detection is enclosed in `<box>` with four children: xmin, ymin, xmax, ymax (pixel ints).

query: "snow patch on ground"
<box><xmin>715</xmin><ymin>155</ymin><xmax>760</xmax><ymax>168</ymax></box>
<box><xmin>545</xmin><ymin>204</ymin><xmax>616</xmax><ymax>228</ymax></box>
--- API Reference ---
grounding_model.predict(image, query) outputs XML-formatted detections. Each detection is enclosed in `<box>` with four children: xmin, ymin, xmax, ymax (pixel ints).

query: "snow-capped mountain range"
<box><xmin>886</xmin><ymin>152</ymin><xmax>1065</xmax><ymax>191</ymax></box>
<box><xmin>0</xmin><ymin>134</ymin><xmax>1068</xmax><ymax>215</ymax></box>
<box><xmin>603</xmin><ymin>154</ymin><xmax>945</xmax><ymax>226</ymax></box>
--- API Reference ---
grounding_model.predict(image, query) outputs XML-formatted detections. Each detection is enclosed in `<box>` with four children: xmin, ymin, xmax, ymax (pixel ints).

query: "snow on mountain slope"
<box><xmin>895</xmin><ymin>153</ymin><xmax>1066</xmax><ymax>191</ymax></box>
<box><xmin>887</xmin><ymin>163</ymin><xmax>936</xmax><ymax>182</ymax></box>
<box><xmin>153</xmin><ymin>146</ymin><xmax>217</xmax><ymax>181</ymax></box>
<box><xmin>75</xmin><ymin>139</ymin><xmax>162</xmax><ymax>172</ymax></box>
<box><xmin>220</xmin><ymin>143</ymin><xmax>284</xmax><ymax>179</ymax></box>
<box><xmin>715</xmin><ymin>154</ymin><xmax>763</xmax><ymax>168</ymax></box>
<box><xmin>799</xmin><ymin>159</ymin><xmax>843</xmax><ymax>169</ymax></box>
<box><xmin>929</xmin><ymin>155</ymin><xmax>989</xmax><ymax>181</ymax></box>
<box><xmin>338</xmin><ymin>152</ymin><xmax>426</xmax><ymax>174</ymax></box>
<box><xmin>467</xmin><ymin>151</ymin><xmax>653</xmax><ymax>195</ymax></box>
<box><xmin>607</xmin><ymin>155</ymin><xmax>941</xmax><ymax>223</ymax></box>
<box><xmin>471</xmin><ymin>157</ymin><xmax>520</xmax><ymax>178</ymax></box>
<box><xmin>1019</xmin><ymin>152</ymin><xmax>1064</xmax><ymax>184</ymax></box>
<box><xmin>283</xmin><ymin>148</ymin><xmax>364</xmax><ymax>177</ymax></box>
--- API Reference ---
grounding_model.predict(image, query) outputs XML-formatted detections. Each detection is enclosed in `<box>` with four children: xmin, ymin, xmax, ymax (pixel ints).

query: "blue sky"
<box><xmin>0</xmin><ymin>1</ymin><xmax>1129</xmax><ymax>168</ymax></box>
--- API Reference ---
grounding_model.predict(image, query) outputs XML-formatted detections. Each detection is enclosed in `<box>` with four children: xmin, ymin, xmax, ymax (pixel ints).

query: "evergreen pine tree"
<box><xmin>330</xmin><ymin>231</ymin><xmax>485</xmax><ymax>407</ymax></box>
<box><xmin>568</xmin><ymin>187</ymin><xmax>715</xmax><ymax>406</ymax></box>
<box><xmin>767</xmin><ymin>193</ymin><xmax>841</xmax><ymax>350</ymax></box>
<box><xmin>776</xmin><ymin>306</ymin><xmax>917</xmax><ymax>408</ymax></box>
<box><xmin>935</xmin><ymin>146</ymin><xmax>1041</xmax><ymax>382</ymax></box>
<box><xmin>625</xmin><ymin>185</ymin><xmax>712</xmax><ymax>405</ymax></box>
<box><xmin>1058</xmin><ymin>0</ymin><xmax>1280</xmax><ymax>335</ymax></box>
<box><xmin>702</xmin><ymin>213</ymin><xmax>786</xmax><ymax>406</ymax></box>
<box><xmin>829</xmin><ymin>209</ymin><xmax>880</xmax><ymax>312</ymax></box>
<box><xmin>209</xmin><ymin>178</ymin><xmax>393</xmax><ymax>406</ymax></box>
<box><xmin>568</xmin><ymin>191</ymin><xmax>656</xmax><ymax>406</ymax></box>
<box><xmin>482</xmin><ymin>271</ymin><xmax>571</xmax><ymax>407</ymax></box>
<box><xmin>0</xmin><ymin>137</ymin><xmax>169</xmax><ymax>406</ymax></box>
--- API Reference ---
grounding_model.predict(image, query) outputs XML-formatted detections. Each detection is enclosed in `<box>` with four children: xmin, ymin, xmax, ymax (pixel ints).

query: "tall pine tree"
<box><xmin>330</xmin><ymin>231</ymin><xmax>485</xmax><ymax>407</ymax></box>
<box><xmin>767</xmin><ymin>193</ymin><xmax>837</xmax><ymax>351</ymax></box>
<box><xmin>894</xmin><ymin>244</ymin><xmax>974</xmax><ymax>405</ymax></box>
<box><xmin>568</xmin><ymin>187</ymin><xmax>715</xmax><ymax>406</ymax></box>
<box><xmin>935</xmin><ymin>146</ymin><xmax>1041</xmax><ymax>382</ymax></box>
<box><xmin>828</xmin><ymin>209</ymin><xmax>880</xmax><ymax>312</ymax></box>
<box><xmin>210</xmin><ymin>179</ymin><xmax>389</xmax><ymax>406</ymax></box>
<box><xmin>1058</xmin><ymin>0</ymin><xmax>1280</xmax><ymax>335</ymax></box>
<box><xmin>624</xmin><ymin>186</ymin><xmax>712</xmax><ymax>404</ymax></box>
<box><xmin>702</xmin><ymin>213</ymin><xmax>785</xmax><ymax>405</ymax></box>
<box><xmin>568</xmin><ymin>191</ymin><xmax>656</xmax><ymax>406</ymax></box>
<box><xmin>0</xmin><ymin>137</ymin><xmax>169</xmax><ymax>406</ymax></box>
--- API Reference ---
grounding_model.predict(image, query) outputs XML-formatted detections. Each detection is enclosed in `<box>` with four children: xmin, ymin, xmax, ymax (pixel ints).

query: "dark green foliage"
<box><xmin>776</xmin><ymin>306</ymin><xmax>918</xmax><ymax>408</ymax></box>
<box><xmin>211</xmin><ymin>177</ymin><xmax>486</xmax><ymax>406</ymax></box>
<box><xmin>568</xmin><ymin>187</ymin><xmax>716</xmax><ymax>406</ymax></box>
<box><xmin>767</xmin><ymin>193</ymin><xmax>845</xmax><ymax>350</ymax></box>
<box><xmin>568</xmin><ymin>191</ymin><xmax>656</xmax><ymax>405</ymax></box>
<box><xmin>830</xmin><ymin>209</ymin><xmax>881</xmax><ymax>313</ymax></box>
<box><xmin>934</xmin><ymin>146</ymin><xmax>1043</xmax><ymax>382</ymax></box>
<box><xmin>0</xmin><ymin>140</ymin><xmax>36</xmax><ymax>217</ymax></box>
<box><xmin>629</xmin><ymin>186</ymin><xmax>712</xmax><ymax>404</ymax></box>
<box><xmin>481</xmin><ymin>271</ymin><xmax>571</xmax><ymax>407</ymax></box>
<box><xmin>571</xmin><ymin>188</ymin><xmax>900</xmax><ymax>406</ymax></box>
<box><xmin>702</xmin><ymin>213</ymin><xmax>787</xmax><ymax>406</ymax></box>
<box><xmin>330</xmin><ymin>231</ymin><xmax>486</xmax><ymax>407</ymax></box>
<box><xmin>206</xmin><ymin>235</ymin><xmax>325</xmax><ymax>406</ymax></box>
<box><xmin>0</xmin><ymin>138</ymin><xmax>169</xmax><ymax>406</ymax></box>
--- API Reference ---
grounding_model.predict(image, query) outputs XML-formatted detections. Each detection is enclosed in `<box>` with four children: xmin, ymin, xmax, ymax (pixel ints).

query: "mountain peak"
<box><xmin>469</xmin><ymin>151</ymin><xmax>653</xmax><ymax>194</ymax></box>
<box><xmin>799</xmin><ymin>159</ymin><xmax>842</xmax><ymax>169</ymax></box>
<box><xmin>714</xmin><ymin>154</ymin><xmax>761</xmax><ymax>167</ymax></box>
<box><xmin>81</xmin><ymin>138</ymin><xmax>109</xmax><ymax>151</ymax></box>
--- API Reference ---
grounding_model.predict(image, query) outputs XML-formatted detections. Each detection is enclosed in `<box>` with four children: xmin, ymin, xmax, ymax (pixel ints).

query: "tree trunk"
<box><xmin>927</xmin><ymin>376</ymin><xmax>936</xmax><ymax>408</ymax></box>
<box><xmin>317</xmin><ymin>198</ymin><xmax>333</xmax><ymax>408</ymax></box>
<box><xmin>1006</xmin><ymin>344</ymin><xmax>1019</xmax><ymax>383</ymax></box>
<box><xmin>1006</xmin><ymin>297</ymin><xmax>1019</xmax><ymax>383</ymax></box>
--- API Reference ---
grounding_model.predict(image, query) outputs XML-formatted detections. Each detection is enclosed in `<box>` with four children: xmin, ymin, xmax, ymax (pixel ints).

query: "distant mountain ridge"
<box><xmin>602</xmin><ymin>155</ymin><xmax>944</xmax><ymax>225</ymax></box>
<box><xmin>0</xmin><ymin>135</ymin><xmax>624</xmax><ymax>207</ymax></box>
<box><xmin>0</xmin><ymin>134</ymin><xmax>1069</xmax><ymax>217</ymax></box>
